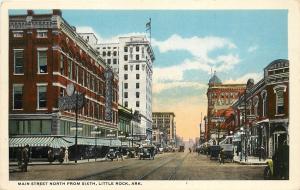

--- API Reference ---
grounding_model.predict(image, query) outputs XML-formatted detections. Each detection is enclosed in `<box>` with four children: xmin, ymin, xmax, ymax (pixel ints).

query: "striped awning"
<box><xmin>9</xmin><ymin>137</ymin><xmax>74</xmax><ymax>148</ymax></box>
<box><xmin>63</xmin><ymin>137</ymin><xmax>112</xmax><ymax>146</ymax></box>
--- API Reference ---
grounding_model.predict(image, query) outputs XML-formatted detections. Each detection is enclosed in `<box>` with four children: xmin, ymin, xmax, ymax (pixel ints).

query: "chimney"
<box><xmin>27</xmin><ymin>10</ymin><xmax>34</xmax><ymax>16</ymax></box>
<box><xmin>53</xmin><ymin>9</ymin><xmax>62</xmax><ymax>16</ymax></box>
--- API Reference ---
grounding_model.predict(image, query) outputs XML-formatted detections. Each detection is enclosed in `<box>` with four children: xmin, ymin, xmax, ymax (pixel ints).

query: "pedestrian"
<box><xmin>48</xmin><ymin>148</ymin><xmax>54</xmax><ymax>163</ymax></box>
<box><xmin>64</xmin><ymin>147</ymin><xmax>69</xmax><ymax>163</ymax></box>
<box><xmin>259</xmin><ymin>145</ymin><xmax>265</xmax><ymax>161</ymax></box>
<box><xmin>21</xmin><ymin>144</ymin><xmax>29</xmax><ymax>172</ymax></box>
<box><xmin>219</xmin><ymin>148</ymin><xmax>225</xmax><ymax>164</ymax></box>
<box><xmin>58</xmin><ymin>147</ymin><xmax>65</xmax><ymax>163</ymax></box>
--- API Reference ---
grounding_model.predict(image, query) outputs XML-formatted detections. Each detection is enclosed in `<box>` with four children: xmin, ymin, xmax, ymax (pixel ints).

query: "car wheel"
<box><xmin>264</xmin><ymin>167</ymin><xmax>272</xmax><ymax>180</ymax></box>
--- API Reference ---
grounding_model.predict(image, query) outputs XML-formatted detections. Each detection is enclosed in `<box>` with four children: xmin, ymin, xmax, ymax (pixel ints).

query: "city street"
<box><xmin>10</xmin><ymin>152</ymin><xmax>265</xmax><ymax>180</ymax></box>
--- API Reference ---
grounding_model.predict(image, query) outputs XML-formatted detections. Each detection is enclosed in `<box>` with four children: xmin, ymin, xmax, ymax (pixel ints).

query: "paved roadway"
<box><xmin>10</xmin><ymin>151</ymin><xmax>265</xmax><ymax>180</ymax></box>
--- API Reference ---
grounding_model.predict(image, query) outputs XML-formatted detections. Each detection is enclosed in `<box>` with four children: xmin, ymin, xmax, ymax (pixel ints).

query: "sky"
<box><xmin>10</xmin><ymin>10</ymin><xmax>288</xmax><ymax>140</ymax></box>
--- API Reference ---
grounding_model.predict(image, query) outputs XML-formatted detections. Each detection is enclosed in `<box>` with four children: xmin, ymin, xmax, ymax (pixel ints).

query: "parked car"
<box><xmin>106</xmin><ymin>148</ymin><xmax>123</xmax><ymax>161</ymax></box>
<box><xmin>210</xmin><ymin>145</ymin><xmax>221</xmax><ymax>160</ymax></box>
<box><xmin>179</xmin><ymin>145</ymin><xmax>185</xmax><ymax>152</ymax></box>
<box><xmin>138</xmin><ymin>146</ymin><xmax>155</xmax><ymax>160</ymax></box>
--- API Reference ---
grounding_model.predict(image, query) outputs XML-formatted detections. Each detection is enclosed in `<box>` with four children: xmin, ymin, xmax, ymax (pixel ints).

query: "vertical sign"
<box><xmin>105</xmin><ymin>67</ymin><xmax>113</xmax><ymax>121</ymax></box>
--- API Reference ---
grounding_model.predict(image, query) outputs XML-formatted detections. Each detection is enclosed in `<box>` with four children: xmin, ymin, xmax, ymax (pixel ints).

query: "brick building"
<box><xmin>232</xmin><ymin>59</ymin><xmax>289</xmax><ymax>158</ymax></box>
<box><xmin>206</xmin><ymin>72</ymin><xmax>246</xmax><ymax>142</ymax></box>
<box><xmin>9</xmin><ymin>10</ymin><xmax>119</xmax><ymax>160</ymax></box>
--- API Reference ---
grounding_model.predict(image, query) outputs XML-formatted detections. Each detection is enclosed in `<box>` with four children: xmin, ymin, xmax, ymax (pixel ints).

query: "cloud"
<box><xmin>153</xmin><ymin>81</ymin><xmax>206</xmax><ymax>94</ymax></box>
<box><xmin>76</xmin><ymin>26</ymin><xmax>146</xmax><ymax>43</ymax></box>
<box><xmin>247</xmin><ymin>45</ymin><xmax>259</xmax><ymax>53</ymax></box>
<box><xmin>223</xmin><ymin>72</ymin><xmax>263</xmax><ymax>84</ymax></box>
<box><xmin>152</xmin><ymin>34</ymin><xmax>236</xmax><ymax>62</ymax></box>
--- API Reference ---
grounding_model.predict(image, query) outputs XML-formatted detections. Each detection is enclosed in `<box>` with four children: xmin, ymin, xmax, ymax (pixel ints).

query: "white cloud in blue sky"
<box><xmin>247</xmin><ymin>45</ymin><xmax>259</xmax><ymax>53</ymax></box>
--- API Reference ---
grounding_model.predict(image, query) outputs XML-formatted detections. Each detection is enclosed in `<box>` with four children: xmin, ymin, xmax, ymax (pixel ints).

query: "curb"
<box><xmin>233</xmin><ymin>160</ymin><xmax>267</xmax><ymax>165</ymax></box>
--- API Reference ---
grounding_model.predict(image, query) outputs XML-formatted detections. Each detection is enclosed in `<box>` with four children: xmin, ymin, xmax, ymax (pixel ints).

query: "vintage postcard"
<box><xmin>0</xmin><ymin>0</ymin><xmax>300</xmax><ymax>190</ymax></box>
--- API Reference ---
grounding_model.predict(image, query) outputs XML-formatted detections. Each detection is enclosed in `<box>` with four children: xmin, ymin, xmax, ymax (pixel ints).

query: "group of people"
<box><xmin>47</xmin><ymin>147</ymin><xmax>69</xmax><ymax>164</ymax></box>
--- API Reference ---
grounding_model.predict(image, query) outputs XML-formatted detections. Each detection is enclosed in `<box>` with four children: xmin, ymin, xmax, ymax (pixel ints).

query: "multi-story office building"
<box><xmin>80</xmin><ymin>34</ymin><xmax>155</xmax><ymax>142</ymax></box>
<box><xmin>152</xmin><ymin>112</ymin><xmax>176</xmax><ymax>147</ymax></box>
<box><xmin>9</xmin><ymin>10</ymin><xmax>119</xmax><ymax>160</ymax></box>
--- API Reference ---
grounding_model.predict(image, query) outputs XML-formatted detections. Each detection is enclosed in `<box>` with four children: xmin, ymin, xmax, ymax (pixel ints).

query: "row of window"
<box><xmin>124</xmin><ymin>54</ymin><xmax>144</xmax><ymax>61</ymax></box>
<box><xmin>123</xmin><ymin>82</ymin><xmax>140</xmax><ymax>89</ymax></box>
<box><xmin>13</xmin><ymin>84</ymin><xmax>46</xmax><ymax>110</ymax></box>
<box><xmin>124</xmin><ymin>92</ymin><xmax>140</xmax><ymax>99</ymax></box>
<box><xmin>124</xmin><ymin>46</ymin><xmax>144</xmax><ymax>53</ymax></box>
<box><xmin>13</xmin><ymin>49</ymin><xmax>47</xmax><ymax>75</ymax></box>
<box><xmin>124</xmin><ymin>74</ymin><xmax>140</xmax><ymax>80</ymax></box>
<box><xmin>12</xmin><ymin>30</ymin><xmax>48</xmax><ymax>38</ymax></box>
<box><xmin>9</xmin><ymin>119</ymin><xmax>52</xmax><ymax>135</ymax></box>
<box><xmin>123</xmin><ymin>101</ymin><xmax>140</xmax><ymax>108</ymax></box>
<box><xmin>105</xmin><ymin>58</ymin><xmax>118</xmax><ymax>65</ymax></box>
<box><xmin>102</xmin><ymin>51</ymin><xmax>118</xmax><ymax>57</ymax></box>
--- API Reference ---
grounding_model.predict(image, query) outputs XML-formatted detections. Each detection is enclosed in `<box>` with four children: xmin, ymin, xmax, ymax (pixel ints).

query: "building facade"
<box><xmin>80</xmin><ymin>35</ymin><xmax>155</xmax><ymax>142</ymax></box>
<box><xmin>152</xmin><ymin>112</ymin><xmax>176</xmax><ymax>148</ymax></box>
<box><xmin>9</xmin><ymin>10</ymin><xmax>119</xmax><ymax>159</ymax></box>
<box><xmin>206</xmin><ymin>72</ymin><xmax>246</xmax><ymax>142</ymax></box>
<box><xmin>232</xmin><ymin>59</ymin><xmax>289</xmax><ymax>158</ymax></box>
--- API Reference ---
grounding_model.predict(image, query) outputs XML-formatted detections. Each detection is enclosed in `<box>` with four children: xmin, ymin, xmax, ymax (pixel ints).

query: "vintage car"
<box><xmin>138</xmin><ymin>146</ymin><xmax>155</xmax><ymax>160</ymax></box>
<box><xmin>210</xmin><ymin>145</ymin><xmax>221</xmax><ymax>160</ymax></box>
<box><xmin>106</xmin><ymin>148</ymin><xmax>123</xmax><ymax>161</ymax></box>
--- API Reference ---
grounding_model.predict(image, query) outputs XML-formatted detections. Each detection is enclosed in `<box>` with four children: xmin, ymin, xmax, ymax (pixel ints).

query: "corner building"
<box><xmin>9</xmin><ymin>10</ymin><xmax>119</xmax><ymax>160</ymax></box>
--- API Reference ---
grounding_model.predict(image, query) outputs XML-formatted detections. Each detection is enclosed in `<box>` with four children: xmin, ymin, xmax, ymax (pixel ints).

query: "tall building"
<box><xmin>152</xmin><ymin>112</ymin><xmax>176</xmax><ymax>147</ymax></box>
<box><xmin>9</xmin><ymin>10</ymin><xmax>119</xmax><ymax>160</ymax></box>
<box><xmin>206</xmin><ymin>72</ymin><xmax>246</xmax><ymax>142</ymax></box>
<box><xmin>80</xmin><ymin>34</ymin><xmax>155</xmax><ymax>142</ymax></box>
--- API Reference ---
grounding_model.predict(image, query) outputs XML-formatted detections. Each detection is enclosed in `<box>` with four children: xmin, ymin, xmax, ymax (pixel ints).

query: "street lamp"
<box><xmin>91</xmin><ymin>126</ymin><xmax>101</xmax><ymax>161</ymax></box>
<box><xmin>118</xmin><ymin>131</ymin><xmax>125</xmax><ymax>147</ymax></box>
<box><xmin>109</xmin><ymin>130</ymin><xmax>113</xmax><ymax>146</ymax></box>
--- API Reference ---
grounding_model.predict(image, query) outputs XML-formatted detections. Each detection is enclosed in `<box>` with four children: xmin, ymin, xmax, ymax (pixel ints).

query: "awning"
<box><xmin>9</xmin><ymin>137</ymin><xmax>73</xmax><ymax>148</ymax></box>
<box><xmin>256</xmin><ymin>119</ymin><xmax>270</xmax><ymax>125</ymax></box>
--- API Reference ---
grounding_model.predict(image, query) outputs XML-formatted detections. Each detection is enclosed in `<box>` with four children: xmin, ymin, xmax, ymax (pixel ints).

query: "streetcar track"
<box><xmin>135</xmin><ymin>156</ymin><xmax>177</xmax><ymax>180</ymax></box>
<box><xmin>168</xmin><ymin>153</ymin><xmax>189</xmax><ymax>180</ymax></box>
<box><xmin>73</xmin><ymin>155</ymin><xmax>169</xmax><ymax>180</ymax></box>
<box><xmin>137</xmin><ymin>153</ymin><xmax>188</xmax><ymax>180</ymax></box>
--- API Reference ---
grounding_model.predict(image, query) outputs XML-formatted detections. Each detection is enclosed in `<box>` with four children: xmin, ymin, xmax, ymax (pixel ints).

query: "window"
<box><xmin>37</xmin><ymin>30</ymin><xmax>48</xmax><ymax>38</ymax></box>
<box><xmin>107</xmin><ymin>51</ymin><xmax>111</xmax><ymax>56</ymax></box>
<box><xmin>124</xmin><ymin>65</ymin><xmax>128</xmax><ymax>71</ymax></box>
<box><xmin>113</xmin><ymin>51</ymin><xmax>117</xmax><ymax>56</ymax></box>
<box><xmin>136</xmin><ymin>92</ymin><xmax>140</xmax><ymax>98</ymax></box>
<box><xmin>262</xmin><ymin>91</ymin><xmax>267</xmax><ymax>117</ymax></box>
<box><xmin>276</xmin><ymin>90</ymin><xmax>284</xmax><ymax>115</ymax></box>
<box><xmin>124</xmin><ymin>92</ymin><xmax>128</xmax><ymax>98</ymax></box>
<box><xmin>124</xmin><ymin>83</ymin><xmax>128</xmax><ymax>89</ymax></box>
<box><xmin>253</xmin><ymin>96</ymin><xmax>259</xmax><ymax>116</ymax></box>
<box><xmin>13</xmin><ymin>31</ymin><xmax>23</xmax><ymax>38</ymax></box>
<box><xmin>136</xmin><ymin>83</ymin><xmax>139</xmax><ymax>89</ymax></box>
<box><xmin>113</xmin><ymin>59</ymin><xmax>117</xmax><ymax>64</ymax></box>
<box><xmin>136</xmin><ymin>74</ymin><xmax>140</xmax><ymax>79</ymax></box>
<box><xmin>107</xmin><ymin>59</ymin><xmax>111</xmax><ymax>64</ymax></box>
<box><xmin>68</xmin><ymin>59</ymin><xmax>72</xmax><ymax>79</ymax></box>
<box><xmin>124</xmin><ymin>47</ymin><xmax>128</xmax><ymax>52</ymax></box>
<box><xmin>14</xmin><ymin>49</ymin><xmax>24</xmax><ymax>74</ymax></box>
<box><xmin>60</xmin><ymin>55</ymin><xmax>64</xmax><ymax>75</ymax></box>
<box><xmin>136</xmin><ymin>46</ymin><xmax>139</xmax><ymax>52</ymax></box>
<box><xmin>124</xmin><ymin>101</ymin><xmax>128</xmax><ymax>108</ymax></box>
<box><xmin>136</xmin><ymin>64</ymin><xmax>139</xmax><ymax>70</ymax></box>
<box><xmin>136</xmin><ymin>54</ymin><xmax>139</xmax><ymax>60</ymax></box>
<box><xmin>38</xmin><ymin>50</ymin><xmax>47</xmax><ymax>73</ymax></box>
<box><xmin>136</xmin><ymin>101</ymin><xmax>140</xmax><ymax>107</ymax></box>
<box><xmin>37</xmin><ymin>85</ymin><xmax>47</xmax><ymax>109</ymax></box>
<box><xmin>13</xmin><ymin>85</ymin><xmax>23</xmax><ymax>109</ymax></box>
<box><xmin>124</xmin><ymin>55</ymin><xmax>128</xmax><ymax>61</ymax></box>
<box><xmin>102</xmin><ymin>51</ymin><xmax>106</xmax><ymax>56</ymax></box>
<box><xmin>124</xmin><ymin>74</ymin><xmax>128</xmax><ymax>80</ymax></box>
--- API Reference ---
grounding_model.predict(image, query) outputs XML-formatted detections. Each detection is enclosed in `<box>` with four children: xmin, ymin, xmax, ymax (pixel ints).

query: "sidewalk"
<box><xmin>233</xmin><ymin>155</ymin><xmax>267</xmax><ymax>165</ymax></box>
<box><xmin>9</xmin><ymin>157</ymin><xmax>110</xmax><ymax>167</ymax></box>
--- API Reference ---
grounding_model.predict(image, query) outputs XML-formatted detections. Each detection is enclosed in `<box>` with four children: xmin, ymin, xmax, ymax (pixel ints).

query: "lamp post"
<box><xmin>118</xmin><ymin>131</ymin><xmax>125</xmax><ymax>147</ymax></box>
<box><xmin>109</xmin><ymin>130</ymin><xmax>113</xmax><ymax>146</ymax></box>
<box><xmin>91</xmin><ymin>126</ymin><xmax>101</xmax><ymax>161</ymax></box>
<box><xmin>240</xmin><ymin>127</ymin><xmax>244</xmax><ymax>161</ymax></box>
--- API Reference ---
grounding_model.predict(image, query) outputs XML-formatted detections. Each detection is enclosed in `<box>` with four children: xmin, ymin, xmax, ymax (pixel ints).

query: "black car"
<box><xmin>210</xmin><ymin>145</ymin><xmax>221</xmax><ymax>160</ymax></box>
<box><xmin>138</xmin><ymin>146</ymin><xmax>155</xmax><ymax>160</ymax></box>
<box><xmin>106</xmin><ymin>148</ymin><xmax>123</xmax><ymax>161</ymax></box>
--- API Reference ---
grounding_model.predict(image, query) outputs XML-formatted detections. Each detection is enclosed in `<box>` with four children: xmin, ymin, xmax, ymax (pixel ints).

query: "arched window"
<box><xmin>261</xmin><ymin>91</ymin><xmax>267</xmax><ymax>117</ymax></box>
<box><xmin>253</xmin><ymin>96</ymin><xmax>259</xmax><ymax>116</ymax></box>
<box><xmin>273</xmin><ymin>85</ymin><xmax>287</xmax><ymax>115</ymax></box>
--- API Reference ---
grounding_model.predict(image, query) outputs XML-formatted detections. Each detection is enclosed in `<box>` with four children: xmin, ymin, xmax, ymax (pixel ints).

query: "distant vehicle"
<box><xmin>138</xmin><ymin>146</ymin><xmax>155</xmax><ymax>160</ymax></box>
<box><xmin>219</xmin><ymin>136</ymin><xmax>234</xmax><ymax>162</ymax></box>
<box><xmin>179</xmin><ymin>145</ymin><xmax>185</xmax><ymax>152</ymax></box>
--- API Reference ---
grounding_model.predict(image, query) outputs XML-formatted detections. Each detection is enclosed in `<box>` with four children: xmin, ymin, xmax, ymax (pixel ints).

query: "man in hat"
<box><xmin>21</xmin><ymin>144</ymin><xmax>29</xmax><ymax>172</ymax></box>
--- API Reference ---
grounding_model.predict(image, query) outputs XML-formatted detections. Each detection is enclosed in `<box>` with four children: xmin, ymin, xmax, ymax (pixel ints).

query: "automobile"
<box><xmin>127</xmin><ymin>147</ymin><xmax>137</xmax><ymax>158</ymax></box>
<box><xmin>106</xmin><ymin>148</ymin><xmax>123</xmax><ymax>161</ymax></box>
<box><xmin>210</xmin><ymin>145</ymin><xmax>221</xmax><ymax>160</ymax></box>
<box><xmin>220</xmin><ymin>144</ymin><xmax>234</xmax><ymax>162</ymax></box>
<box><xmin>179</xmin><ymin>145</ymin><xmax>185</xmax><ymax>152</ymax></box>
<box><xmin>138</xmin><ymin>146</ymin><xmax>155</xmax><ymax>160</ymax></box>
